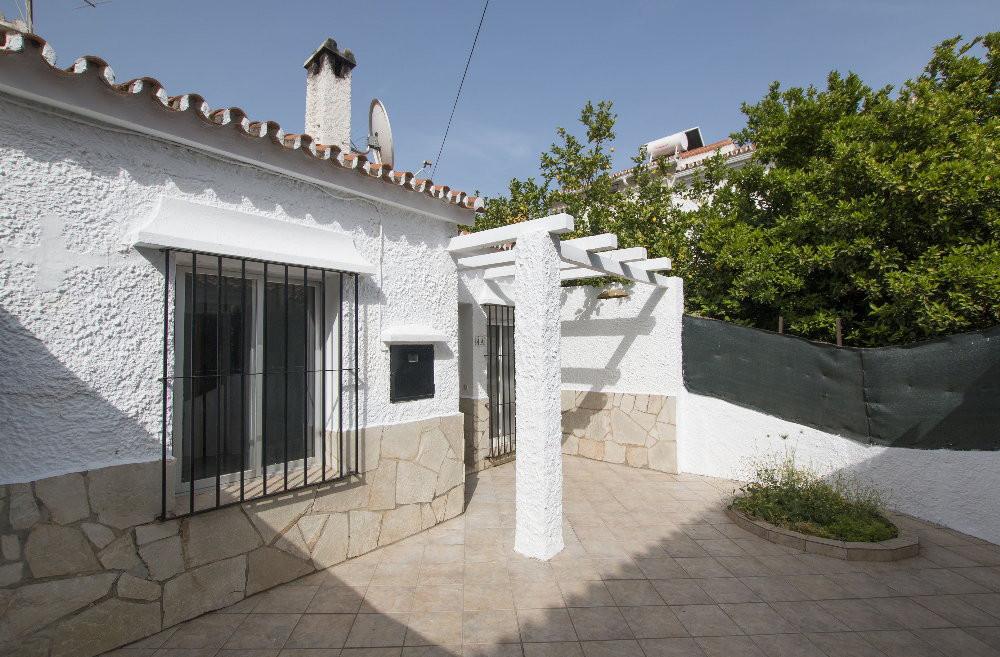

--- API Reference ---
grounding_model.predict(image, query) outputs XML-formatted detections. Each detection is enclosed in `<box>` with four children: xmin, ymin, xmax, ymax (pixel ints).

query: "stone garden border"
<box><xmin>726</xmin><ymin>507</ymin><xmax>919</xmax><ymax>561</ymax></box>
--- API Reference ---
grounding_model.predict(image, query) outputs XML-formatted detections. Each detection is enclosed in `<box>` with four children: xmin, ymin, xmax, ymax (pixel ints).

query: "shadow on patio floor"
<box><xmin>106</xmin><ymin>456</ymin><xmax>1000</xmax><ymax>657</ymax></box>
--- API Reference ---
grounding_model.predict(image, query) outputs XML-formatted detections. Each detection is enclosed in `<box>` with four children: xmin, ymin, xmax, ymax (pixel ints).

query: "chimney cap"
<box><xmin>304</xmin><ymin>37</ymin><xmax>357</xmax><ymax>72</ymax></box>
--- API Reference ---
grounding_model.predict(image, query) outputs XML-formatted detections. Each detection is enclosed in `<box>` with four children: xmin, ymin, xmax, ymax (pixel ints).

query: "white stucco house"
<box><xmin>0</xmin><ymin>29</ymin><xmax>489</xmax><ymax>655</ymax></box>
<box><xmin>2</xmin><ymin>25</ymin><xmax>999</xmax><ymax>657</ymax></box>
<box><xmin>0</xmin><ymin>26</ymin><xmax>684</xmax><ymax>656</ymax></box>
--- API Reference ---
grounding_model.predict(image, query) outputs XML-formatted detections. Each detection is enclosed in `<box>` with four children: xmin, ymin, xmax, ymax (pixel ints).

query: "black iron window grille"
<box><xmin>159</xmin><ymin>249</ymin><xmax>360</xmax><ymax>518</ymax></box>
<box><xmin>485</xmin><ymin>304</ymin><xmax>515</xmax><ymax>458</ymax></box>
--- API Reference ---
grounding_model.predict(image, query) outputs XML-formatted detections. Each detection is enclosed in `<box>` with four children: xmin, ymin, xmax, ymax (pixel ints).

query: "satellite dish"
<box><xmin>368</xmin><ymin>99</ymin><xmax>394</xmax><ymax>168</ymax></box>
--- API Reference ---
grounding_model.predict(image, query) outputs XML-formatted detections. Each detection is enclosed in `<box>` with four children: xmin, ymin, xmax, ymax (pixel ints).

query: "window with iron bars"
<box><xmin>159</xmin><ymin>249</ymin><xmax>360</xmax><ymax>518</ymax></box>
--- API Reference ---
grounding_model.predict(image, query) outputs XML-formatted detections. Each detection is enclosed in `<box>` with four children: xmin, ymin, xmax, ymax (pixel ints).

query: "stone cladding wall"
<box><xmin>460</xmin><ymin>397</ymin><xmax>492</xmax><ymax>473</ymax></box>
<box><xmin>560</xmin><ymin>391</ymin><xmax>677</xmax><ymax>473</ymax></box>
<box><xmin>0</xmin><ymin>414</ymin><xmax>464</xmax><ymax>657</ymax></box>
<box><xmin>461</xmin><ymin>392</ymin><xmax>677</xmax><ymax>475</ymax></box>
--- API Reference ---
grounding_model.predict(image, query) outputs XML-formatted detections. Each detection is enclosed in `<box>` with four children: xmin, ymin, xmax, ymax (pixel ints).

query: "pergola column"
<box><xmin>513</xmin><ymin>229</ymin><xmax>564</xmax><ymax>560</ymax></box>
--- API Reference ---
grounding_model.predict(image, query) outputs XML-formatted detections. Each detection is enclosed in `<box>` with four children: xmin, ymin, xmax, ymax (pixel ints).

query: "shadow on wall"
<box><xmin>115</xmin><ymin>457</ymin><xmax>1000</xmax><ymax>657</ymax></box>
<box><xmin>0</xmin><ymin>305</ymin><xmax>156</xmax><ymax>482</ymax></box>
<box><xmin>559</xmin><ymin>287</ymin><xmax>664</xmax><ymax>391</ymax></box>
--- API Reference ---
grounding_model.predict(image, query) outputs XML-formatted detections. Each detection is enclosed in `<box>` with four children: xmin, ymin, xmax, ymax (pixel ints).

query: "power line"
<box><xmin>430</xmin><ymin>0</ymin><xmax>489</xmax><ymax>181</ymax></box>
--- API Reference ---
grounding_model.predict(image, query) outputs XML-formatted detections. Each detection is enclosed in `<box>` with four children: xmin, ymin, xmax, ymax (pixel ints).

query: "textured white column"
<box><xmin>513</xmin><ymin>230</ymin><xmax>564</xmax><ymax>560</ymax></box>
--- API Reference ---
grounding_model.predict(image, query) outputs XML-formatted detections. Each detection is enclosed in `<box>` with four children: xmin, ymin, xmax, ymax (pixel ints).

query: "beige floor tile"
<box><xmin>697</xmin><ymin>578</ymin><xmax>760</xmax><ymax>604</ymax></box>
<box><xmin>604</xmin><ymin>579</ymin><xmax>665</xmax><ymax>606</ymax></box>
<box><xmin>308</xmin><ymin>586</ymin><xmax>365</xmax><ymax>613</ymax></box>
<box><xmin>963</xmin><ymin>593</ymin><xmax>1000</xmax><ymax>618</ymax></box>
<box><xmin>566</xmin><ymin>606</ymin><xmax>634</xmax><ymax>641</ymax></box>
<box><xmin>512</xmin><ymin>579</ymin><xmax>565</xmax><ymax>609</ymax></box>
<box><xmin>816</xmin><ymin>599</ymin><xmax>901</xmax><ymax>632</ymax></box>
<box><xmin>768</xmin><ymin>601</ymin><xmax>849</xmax><ymax>633</ymax></box>
<box><xmin>517</xmin><ymin>607</ymin><xmax>578</xmax><ymax>643</ymax></box>
<box><xmin>718</xmin><ymin>603</ymin><xmax>794</xmax><ymax>635</ymax></box>
<box><xmin>647</xmin><ymin>580</ymin><xmax>712</xmax><ymax>607</ymax></box>
<box><xmin>863</xmin><ymin>597</ymin><xmax>953</xmax><ymax>629</ymax></box>
<box><xmin>465</xmin><ymin>581</ymin><xmax>515</xmax><ymax>610</ymax></box>
<box><xmin>635</xmin><ymin>558</ymin><xmax>688</xmax><ymax>580</ymax></box>
<box><xmin>223</xmin><ymin>614</ymin><xmax>300</xmax><ymax>649</ymax></box>
<box><xmin>674</xmin><ymin>558</ymin><xmax>732</xmax><ymax>579</ymax></box>
<box><xmin>463</xmin><ymin>643</ymin><xmax>525</xmax><ymax>656</ymax></box>
<box><xmin>284</xmin><ymin>613</ymin><xmax>355</xmax><ymax>649</ymax></box>
<box><xmin>411</xmin><ymin>586</ymin><xmax>464</xmax><ymax>612</ymax></box>
<box><xmin>739</xmin><ymin>577</ymin><xmax>810</xmax><ymax>602</ymax></box>
<box><xmin>912</xmin><ymin>594</ymin><xmax>1000</xmax><ymax>626</ymax></box>
<box><xmin>162</xmin><ymin>613</ymin><xmax>245</xmax><ymax>649</ymax></box>
<box><xmin>579</xmin><ymin>639</ymin><xmax>645</xmax><ymax>657</ymax></box>
<box><xmin>619</xmin><ymin>605</ymin><xmax>687</xmax><ymax>638</ymax></box>
<box><xmin>749</xmin><ymin>633</ymin><xmax>826</xmax><ymax>657</ymax></box>
<box><xmin>419</xmin><ymin>562</ymin><xmax>465</xmax><ymax>587</ymax></box>
<box><xmin>804</xmin><ymin>632</ymin><xmax>885</xmax><ymax>657</ymax></box>
<box><xmin>670</xmin><ymin>605</ymin><xmax>742</xmax><ymax>637</ymax></box>
<box><xmin>641</xmin><ymin>637</ymin><xmax>710</xmax><ymax>656</ymax></box>
<box><xmin>339</xmin><ymin>648</ymin><xmax>404</xmax><ymax>656</ymax></box>
<box><xmin>858</xmin><ymin>629</ymin><xmax>947</xmax><ymax>657</ymax></box>
<box><xmin>914</xmin><ymin>627</ymin><xmax>1000</xmax><ymax>657</ymax></box>
<box><xmin>462</xmin><ymin>610</ymin><xmax>520</xmax><ymax>645</ymax></box>
<box><xmin>345</xmin><ymin>612</ymin><xmax>410</xmax><ymax>648</ymax></box>
<box><xmin>556</xmin><ymin>579</ymin><xmax>615</xmax><ymax>608</ymax></box>
<box><xmin>278</xmin><ymin>648</ymin><xmax>341</xmax><ymax>657</ymax></box>
<box><xmin>253</xmin><ymin>585</ymin><xmax>320</xmax><ymax>613</ymax></box>
<box><xmin>362</xmin><ymin>586</ymin><xmax>417</xmax><ymax>613</ymax></box>
<box><xmin>521</xmin><ymin>641</ymin><xmax>583</xmax><ymax>657</ymax></box>
<box><xmin>695</xmin><ymin>636</ymin><xmax>765</xmax><ymax>657</ymax></box>
<box><xmin>405</xmin><ymin>611</ymin><xmax>463</xmax><ymax>646</ymax></box>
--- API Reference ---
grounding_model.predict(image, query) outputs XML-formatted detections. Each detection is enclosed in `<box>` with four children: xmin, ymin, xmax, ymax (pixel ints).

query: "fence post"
<box><xmin>836</xmin><ymin>317</ymin><xmax>843</xmax><ymax>347</ymax></box>
<box><xmin>778</xmin><ymin>315</ymin><xmax>784</xmax><ymax>335</ymax></box>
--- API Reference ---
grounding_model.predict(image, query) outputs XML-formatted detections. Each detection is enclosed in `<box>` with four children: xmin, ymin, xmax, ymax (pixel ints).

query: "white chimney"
<box><xmin>304</xmin><ymin>38</ymin><xmax>357</xmax><ymax>152</ymax></box>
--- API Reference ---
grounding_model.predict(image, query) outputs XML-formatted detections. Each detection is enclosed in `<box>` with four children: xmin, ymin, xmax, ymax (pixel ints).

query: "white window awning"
<box><xmin>380</xmin><ymin>325</ymin><xmax>449</xmax><ymax>344</ymax></box>
<box><xmin>133</xmin><ymin>197</ymin><xmax>375</xmax><ymax>274</ymax></box>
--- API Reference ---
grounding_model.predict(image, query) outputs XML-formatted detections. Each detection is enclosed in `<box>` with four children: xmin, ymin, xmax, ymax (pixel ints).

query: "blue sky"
<box><xmin>5</xmin><ymin>0</ymin><xmax>997</xmax><ymax>197</ymax></box>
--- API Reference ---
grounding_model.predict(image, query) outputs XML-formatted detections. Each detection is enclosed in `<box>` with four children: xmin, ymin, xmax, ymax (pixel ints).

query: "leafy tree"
<box><xmin>478</xmin><ymin>34</ymin><xmax>999</xmax><ymax>346</ymax></box>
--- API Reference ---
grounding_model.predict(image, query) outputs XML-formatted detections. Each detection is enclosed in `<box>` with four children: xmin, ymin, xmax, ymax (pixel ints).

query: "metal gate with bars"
<box><xmin>485</xmin><ymin>304</ymin><xmax>515</xmax><ymax>458</ymax></box>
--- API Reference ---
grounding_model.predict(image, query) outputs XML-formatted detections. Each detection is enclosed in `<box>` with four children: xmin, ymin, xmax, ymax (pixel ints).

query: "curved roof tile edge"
<box><xmin>0</xmin><ymin>29</ymin><xmax>485</xmax><ymax>214</ymax></box>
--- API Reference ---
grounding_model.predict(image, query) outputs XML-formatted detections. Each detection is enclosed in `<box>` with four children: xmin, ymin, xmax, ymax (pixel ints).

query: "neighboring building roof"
<box><xmin>0</xmin><ymin>29</ymin><xmax>484</xmax><ymax>219</ymax></box>
<box><xmin>611</xmin><ymin>137</ymin><xmax>754</xmax><ymax>181</ymax></box>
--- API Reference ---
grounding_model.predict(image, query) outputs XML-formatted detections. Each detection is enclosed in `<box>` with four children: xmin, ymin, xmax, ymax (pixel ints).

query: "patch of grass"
<box><xmin>730</xmin><ymin>454</ymin><xmax>898</xmax><ymax>543</ymax></box>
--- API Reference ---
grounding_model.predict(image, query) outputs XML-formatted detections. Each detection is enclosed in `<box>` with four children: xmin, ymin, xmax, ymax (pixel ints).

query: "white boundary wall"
<box><xmin>679</xmin><ymin>392</ymin><xmax>1000</xmax><ymax>545</ymax></box>
<box><xmin>559</xmin><ymin>281</ymin><xmax>683</xmax><ymax>395</ymax></box>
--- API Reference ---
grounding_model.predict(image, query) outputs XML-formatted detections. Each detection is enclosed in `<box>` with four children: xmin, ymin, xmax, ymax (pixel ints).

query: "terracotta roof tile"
<box><xmin>677</xmin><ymin>138</ymin><xmax>734</xmax><ymax>159</ymax></box>
<box><xmin>0</xmin><ymin>29</ymin><xmax>485</xmax><ymax>214</ymax></box>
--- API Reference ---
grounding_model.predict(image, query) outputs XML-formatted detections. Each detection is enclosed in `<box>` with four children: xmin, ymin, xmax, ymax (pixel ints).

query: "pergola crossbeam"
<box><xmin>559</xmin><ymin>242</ymin><xmax>670</xmax><ymax>286</ymax></box>
<box><xmin>483</xmin><ymin>246</ymin><xmax>649</xmax><ymax>281</ymax></box>
<box><xmin>456</xmin><ymin>233</ymin><xmax>617</xmax><ymax>269</ymax></box>
<box><xmin>629</xmin><ymin>257</ymin><xmax>672</xmax><ymax>272</ymax></box>
<box><xmin>447</xmin><ymin>213</ymin><xmax>574</xmax><ymax>254</ymax></box>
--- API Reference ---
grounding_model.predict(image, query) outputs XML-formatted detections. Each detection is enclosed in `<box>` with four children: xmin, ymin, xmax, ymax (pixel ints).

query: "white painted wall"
<box><xmin>560</xmin><ymin>281</ymin><xmax>683</xmax><ymax>395</ymax></box>
<box><xmin>0</xmin><ymin>97</ymin><xmax>461</xmax><ymax>483</ymax></box>
<box><xmin>679</xmin><ymin>392</ymin><xmax>1000</xmax><ymax>545</ymax></box>
<box><xmin>458</xmin><ymin>273</ymin><xmax>684</xmax><ymax>399</ymax></box>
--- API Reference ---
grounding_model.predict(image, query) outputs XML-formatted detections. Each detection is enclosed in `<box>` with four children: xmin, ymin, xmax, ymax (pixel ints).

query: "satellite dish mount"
<box><xmin>367</xmin><ymin>99</ymin><xmax>394</xmax><ymax>169</ymax></box>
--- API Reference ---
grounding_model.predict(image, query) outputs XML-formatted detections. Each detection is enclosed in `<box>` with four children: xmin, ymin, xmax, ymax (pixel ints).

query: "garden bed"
<box><xmin>727</xmin><ymin>506</ymin><xmax>918</xmax><ymax>561</ymax></box>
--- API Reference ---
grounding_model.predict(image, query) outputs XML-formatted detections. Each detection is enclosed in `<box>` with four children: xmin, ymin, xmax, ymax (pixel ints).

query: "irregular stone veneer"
<box><xmin>0</xmin><ymin>413</ymin><xmax>465</xmax><ymax>657</ymax></box>
<box><xmin>561</xmin><ymin>391</ymin><xmax>678</xmax><ymax>473</ymax></box>
<box><xmin>461</xmin><ymin>392</ymin><xmax>678</xmax><ymax>475</ymax></box>
<box><xmin>460</xmin><ymin>397</ymin><xmax>493</xmax><ymax>473</ymax></box>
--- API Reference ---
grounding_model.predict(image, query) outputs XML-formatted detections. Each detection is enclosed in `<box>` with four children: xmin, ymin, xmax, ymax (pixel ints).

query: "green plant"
<box><xmin>479</xmin><ymin>33</ymin><xmax>1000</xmax><ymax>345</ymax></box>
<box><xmin>730</xmin><ymin>453</ymin><xmax>898</xmax><ymax>542</ymax></box>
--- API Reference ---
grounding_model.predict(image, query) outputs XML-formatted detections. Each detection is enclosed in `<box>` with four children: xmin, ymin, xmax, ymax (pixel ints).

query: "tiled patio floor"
<box><xmin>110</xmin><ymin>456</ymin><xmax>1000</xmax><ymax>657</ymax></box>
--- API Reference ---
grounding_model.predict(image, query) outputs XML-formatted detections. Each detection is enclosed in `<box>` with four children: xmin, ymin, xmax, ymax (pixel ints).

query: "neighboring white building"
<box><xmin>610</xmin><ymin>127</ymin><xmax>755</xmax><ymax>210</ymax></box>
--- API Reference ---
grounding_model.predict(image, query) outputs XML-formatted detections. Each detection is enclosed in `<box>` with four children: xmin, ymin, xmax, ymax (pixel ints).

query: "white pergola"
<box><xmin>448</xmin><ymin>213</ymin><xmax>672</xmax><ymax>560</ymax></box>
